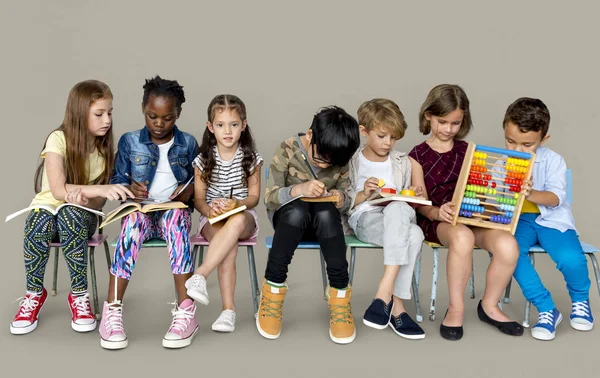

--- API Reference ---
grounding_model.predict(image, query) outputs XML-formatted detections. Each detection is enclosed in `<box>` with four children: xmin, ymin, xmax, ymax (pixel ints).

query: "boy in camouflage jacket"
<box><xmin>257</xmin><ymin>106</ymin><xmax>360</xmax><ymax>344</ymax></box>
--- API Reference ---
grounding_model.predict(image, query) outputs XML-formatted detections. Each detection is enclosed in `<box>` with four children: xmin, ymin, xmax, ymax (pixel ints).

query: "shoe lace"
<box><xmin>572</xmin><ymin>301</ymin><xmax>591</xmax><ymax>317</ymax></box>
<box><xmin>104</xmin><ymin>301</ymin><xmax>124</xmax><ymax>334</ymax></box>
<box><xmin>14</xmin><ymin>295</ymin><xmax>41</xmax><ymax>318</ymax></box>
<box><xmin>537</xmin><ymin>311</ymin><xmax>554</xmax><ymax>325</ymax></box>
<box><xmin>189</xmin><ymin>275</ymin><xmax>206</xmax><ymax>292</ymax></box>
<box><xmin>168</xmin><ymin>302</ymin><xmax>195</xmax><ymax>333</ymax></box>
<box><xmin>216</xmin><ymin>310</ymin><xmax>235</xmax><ymax>325</ymax></box>
<box><xmin>329</xmin><ymin>303</ymin><xmax>353</xmax><ymax>325</ymax></box>
<box><xmin>260</xmin><ymin>296</ymin><xmax>284</xmax><ymax>320</ymax></box>
<box><xmin>71</xmin><ymin>293</ymin><xmax>92</xmax><ymax>317</ymax></box>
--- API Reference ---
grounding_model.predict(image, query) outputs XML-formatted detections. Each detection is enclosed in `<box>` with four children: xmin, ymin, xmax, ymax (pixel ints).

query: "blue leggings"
<box><xmin>513</xmin><ymin>213</ymin><xmax>590</xmax><ymax>312</ymax></box>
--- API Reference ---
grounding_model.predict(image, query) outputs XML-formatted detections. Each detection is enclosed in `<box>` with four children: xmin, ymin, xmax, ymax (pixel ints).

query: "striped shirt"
<box><xmin>194</xmin><ymin>146</ymin><xmax>263</xmax><ymax>203</ymax></box>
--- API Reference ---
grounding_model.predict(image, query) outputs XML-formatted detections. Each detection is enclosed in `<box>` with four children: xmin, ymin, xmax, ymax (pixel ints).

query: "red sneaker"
<box><xmin>68</xmin><ymin>292</ymin><xmax>97</xmax><ymax>332</ymax></box>
<box><xmin>10</xmin><ymin>289</ymin><xmax>48</xmax><ymax>335</ymax></box>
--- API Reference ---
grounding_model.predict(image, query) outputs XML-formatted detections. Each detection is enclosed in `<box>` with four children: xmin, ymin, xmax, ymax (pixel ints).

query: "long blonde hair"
<box><xmin>34</xmin><ymin>80</ymin><xmax>115</xmax><ymax>193</ymax></box>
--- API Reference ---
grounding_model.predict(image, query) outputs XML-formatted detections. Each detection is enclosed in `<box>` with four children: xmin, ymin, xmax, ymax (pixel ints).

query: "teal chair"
<box><xmin>502</xmin><ymin>169</ymin><xmax>600</xmax><ymax>327</ymax></box>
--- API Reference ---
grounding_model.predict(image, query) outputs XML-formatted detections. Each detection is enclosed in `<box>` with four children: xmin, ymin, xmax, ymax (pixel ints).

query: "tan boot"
<box><xmin>256</xmin><ymin>280</ymin><xmax>287</xmax><ymax>339</ymax></box>
<box><xmin>327</xmin><ymin>286</ymin><xmax>356</xmax><ymax>344</ymax></box>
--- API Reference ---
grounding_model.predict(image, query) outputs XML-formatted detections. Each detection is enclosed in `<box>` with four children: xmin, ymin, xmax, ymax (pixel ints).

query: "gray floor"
<box><xmin>2</xmin><ymin>239</ymin><xmax>598</xmax><ymax>378</ymax></box>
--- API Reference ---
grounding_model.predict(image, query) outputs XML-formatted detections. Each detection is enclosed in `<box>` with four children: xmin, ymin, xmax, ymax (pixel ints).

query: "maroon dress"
<box><xmin>408</xmin><ymin>140</ymin><xmax>468</xmax><ymax>244</ymax></box>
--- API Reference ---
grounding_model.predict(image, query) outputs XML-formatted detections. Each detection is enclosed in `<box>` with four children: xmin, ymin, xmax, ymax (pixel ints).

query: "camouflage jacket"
<box><xmin>264</xmin><ymin>134</ymin><xmax>351</xmax><ymax>219</ymax></box>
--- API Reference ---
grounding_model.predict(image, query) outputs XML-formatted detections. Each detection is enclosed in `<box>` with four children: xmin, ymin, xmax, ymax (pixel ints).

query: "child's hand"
<box><xmin>521</xmin><ymin>180</ymin><xmax>533</xmax><ymax>197</ymax></box>
<box><xmin>328</xmin><ymin>189</ymin><xmax>345</xmax><ymax>209</ymax></box>
<box><xmin>297</xmin><ymin>180</ymin><xmax>326</xmax><ymax>198</ymax></box>
<box><xmin>410</xmin><ymin>186</ymin><xmax>424</xmax><ymax>197</ymax></box>
<box><xmin>169</xmin><ymin>182</ymin><xmax>193</xmax><ymax>202</ymax></box>
<box><xmin>65</xmin><ymin>188</ymin><xmax>89</xmax><ymax>206</ymax></box>
<box><xmin>438</xmin><ymin>202</ymin><xmax>456</xmax><ymax>223</ymax></box>
<box><xmin>362</xmin><ymin>177</ymin><xmax>380</xmax><ymax>197</ymax></box>
<box><xmin>208</xmin><ymin>198</ymin><xmax>238</xmax><ymax>218</ymax></box>
<box><xmin>101</xmin><ymin>184</ymin><xmax>134</xmax><ymax>201</ymax></box>
<box><xmin>130</xmin><ymin>181</ymin><xmax>148</xmax><ymax>202</ymax></box>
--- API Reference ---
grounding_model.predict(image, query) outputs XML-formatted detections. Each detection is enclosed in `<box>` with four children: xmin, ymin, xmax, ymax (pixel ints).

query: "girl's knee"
<box><xmin>491</xmin><ymin>234</ymin><xmax>519</xmax><ymax>264</ymax></box>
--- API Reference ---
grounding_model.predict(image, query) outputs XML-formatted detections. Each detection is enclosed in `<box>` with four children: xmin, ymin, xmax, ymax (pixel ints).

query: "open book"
<box><xmin>5</xmin><ymin>203</ymin><xmax>105</xmax><ymax>223</ymax></box>
<box><xmin>208</xmin><ymin>205</ymin><xmax>248</xmax><ymax>225</ymax></box>
<box><xmin>281</xmin><ymin>194</ymin><xmax>339</xmax><ymax>207</ymax></box>
<box><xmin>99</xmin><ymin>200</ymin><xmax>188</xmax><ymax>228</ymax></box>
<box><xmin>366</xmin><ymin>191</ymin><xmax>432</xmax><ymax>207</ymax></box>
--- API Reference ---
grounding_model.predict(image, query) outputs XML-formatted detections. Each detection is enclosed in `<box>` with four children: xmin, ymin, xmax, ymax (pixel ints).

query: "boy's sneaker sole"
<box><xmin>101</xmin><ymin>337</ymin><xmax>128</xmax><ymax>350</ymax></box>
<box><xmin>72</xmin><ymin>321</ymin><xmax>97</xmax><ymax>333</ymax></box>
<box><xmin>570</xmin><ymin>318</ymin><xmax>594</xmax><ymax>331</ymax></box>
<box><xmin>329</xmin><ymin>329</ymin><xmax>356</xmax><ymax>344</ymax></box>
<box><xmin>162</xmin><ymin>325</ymin><xmax>199</xmax><ymax>349</ymax></box>
<box><xmin>363</xmin><ymin>318</ymin><xmax>388</xmax><ymax>330</ymax></box>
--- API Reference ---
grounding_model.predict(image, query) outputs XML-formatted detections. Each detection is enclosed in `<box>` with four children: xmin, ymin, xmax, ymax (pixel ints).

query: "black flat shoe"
<box><xmin>477</xmin><ymin>300</ymin><xmax>524</xmax><ymax>336</ymax></box>
<box><xmin>440</xmin><ymin>310</ymin><xmax>463</xmax><ymax>341</ymax></box>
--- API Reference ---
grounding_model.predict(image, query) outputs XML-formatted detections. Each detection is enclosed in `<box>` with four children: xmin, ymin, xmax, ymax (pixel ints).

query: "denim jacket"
<box><xmin>111</xmin><ymin>126</ymin><xmax>199</xmax><ymax>203</ymax></box>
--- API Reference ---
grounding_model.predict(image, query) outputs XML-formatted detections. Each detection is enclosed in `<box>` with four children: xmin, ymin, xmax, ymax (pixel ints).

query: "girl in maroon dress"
<box><xmin>409</xmin><ymin>84</ymin><xmax>523</xmax><ymax>341</ymax></box>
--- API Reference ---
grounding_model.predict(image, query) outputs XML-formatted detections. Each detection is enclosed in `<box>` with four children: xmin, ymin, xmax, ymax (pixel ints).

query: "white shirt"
<box><xmin>148</xmin><ymin>138</ymin><xmax>178</xmax><ymax>201</ymax></box>
<box><xmin>348</xmin><ymin>152</ymin><xmax>396</xmax><ymax>230</ymax></box>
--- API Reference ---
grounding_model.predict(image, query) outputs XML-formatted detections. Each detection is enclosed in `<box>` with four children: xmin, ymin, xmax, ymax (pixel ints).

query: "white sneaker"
<box><xmin>185</xmin><ymin>274</ymin><xmax>209</xmax><ymax>305</ymax></box>
<box><xmin>212</xmin><ymin>309</ymin><xmax>236</xmax><ymax>332</ymax></box>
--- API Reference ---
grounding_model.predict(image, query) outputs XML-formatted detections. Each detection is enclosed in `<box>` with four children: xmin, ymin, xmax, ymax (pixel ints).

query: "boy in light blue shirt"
<box><xmin>503</xmin><ymin>97</ymin><xmax>593</xmax><ymax>341</ymax></box>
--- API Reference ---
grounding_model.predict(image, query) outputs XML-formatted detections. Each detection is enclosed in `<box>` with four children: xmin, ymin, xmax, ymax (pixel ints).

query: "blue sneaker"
<box><xmin>363</xmin><ymin>298</ymin><xmax>393</xmax><ymax>330</ymax></box>
<box><xmin>531</xmin><ymin>308</ymin><xmax>562</xmax><ymax>341</ymax></box>
<box><xmin>570</xmin><ymin>300</ymin><xmax>594</xmax><ymax>331</ymax></box>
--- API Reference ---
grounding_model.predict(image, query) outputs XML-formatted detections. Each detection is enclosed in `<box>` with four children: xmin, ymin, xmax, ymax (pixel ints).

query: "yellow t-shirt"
<box><xmin>30</xmin><ymin>131</ymin><xmax>105</xmax><ymax>207</ymax></box>
<box><xmin>521</xmin><ymin>198</ymin><xmax>540</xmax><ymax>214</ymax></box>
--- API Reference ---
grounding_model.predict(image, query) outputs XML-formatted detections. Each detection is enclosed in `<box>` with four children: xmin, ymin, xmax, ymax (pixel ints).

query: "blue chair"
<box><xmin>502</xmin><ymin>169</ymin><xmax>600</xmax><ymax>327</ymax></box>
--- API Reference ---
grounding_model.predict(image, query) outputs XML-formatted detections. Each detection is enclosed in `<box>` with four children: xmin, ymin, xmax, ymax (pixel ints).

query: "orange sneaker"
<box><xmin>256</xmin><ymin>280</ymin><xmax>287</xmax><ymax>339</ymax></box>
<box><xmin>327</xmin><ymin>286</ymin><xmax>356</xmax><ymax>344</ymax></box>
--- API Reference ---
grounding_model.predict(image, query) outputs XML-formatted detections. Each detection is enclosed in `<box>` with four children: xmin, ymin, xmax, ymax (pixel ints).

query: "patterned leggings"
<box><xmin>24</xmin><ymin>206</ymin><xmax>98</xmax><ymax>293</ymax></box>
<box><xmin>111</xmin><ymin>208</ymin><xmax>193</xmax><ymax>280</ymax></box>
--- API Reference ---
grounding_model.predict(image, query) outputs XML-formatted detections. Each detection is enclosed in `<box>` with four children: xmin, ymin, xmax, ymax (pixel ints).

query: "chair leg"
<box><xmin>504</xmin><ymin>278</ymin><xmax>513</xmax><ymax>304</ymax></box>
<box><xmin>587</xmin><ymin>253</ymin><xmax>600</xmax><ymax>297</ymax></box>
<box><xmin>349</xmin><ymin>247</ymin><xmax>356</xmax><ymax>285</ymax></box>
<box><xmin>52</xmin><ymin>247</ymin><xmax>60</xmax><ymax>296</ymax></box>
<box><xmin>469</xmin><ymin>256</ymin><xmax>475</xmax><ymax>299</ymax></box>
<box><xmin>247</xmin><ymin>246</ymin><xmax>260</xmax><ymax>315</ymax></box>
<box><xmin>103</xmin><ymin>240</ymin><xmax>111</xmax><ymax>270</ymax></box>
<box><xmin>88</xmin><ymin>246</ymin><xmax>100</xmax><ymax>320</ymax></box>
<box><xmin>415</xmin><ymin>249</ymin><xmax>422</xmax><ymax>292</ymax></box>
<box><xmin>199</xmin><ymin>246</ymin><xmax>205</xmax><ymax>266</ymax></box>
<box><xmin>523</xmin><ymin>252</ymin><xmax>535</xmax><ymax>328</ymax></box>
<box><xmin>412</xmin><ymin>273</ymin><xmax>423</xmax><ymax>323</ymax></box>
<box><xmin>429</xmin><ymin>247</ymin><xmax>439</xmax><ymax>321</ymax></box>
<box><xmin>191</xmin><ymin>245</ymin><xmax>199</xmax><ymax>270</ymax></box>
<box><xmin>320</xmin><ymin>249</ymin><xmax>327</xmax><ymax>300</ymax></box>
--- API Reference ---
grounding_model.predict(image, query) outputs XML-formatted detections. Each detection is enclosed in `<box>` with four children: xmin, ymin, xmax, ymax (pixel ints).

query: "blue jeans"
<box><xmin>514</xmin><ymin>213</ymin><xmax>590</xmax><ymax>312</ymax></box>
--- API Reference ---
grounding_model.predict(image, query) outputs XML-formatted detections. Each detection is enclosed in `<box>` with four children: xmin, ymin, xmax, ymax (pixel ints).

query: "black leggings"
<box><xmin>265</xmin><ymin>200</ymin><xmax>348</xmax><ymax>289</ymax></box>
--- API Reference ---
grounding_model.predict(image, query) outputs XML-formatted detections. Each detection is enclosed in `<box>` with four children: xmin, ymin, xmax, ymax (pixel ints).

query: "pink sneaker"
<box><xmin>10</xmin><ymin>289</ymin><xmax>48</xmax><ymax>335</ymax></box>
<box><xmin>68</xmin><ymin>292</ymin><xmax>97</xmax><ymax>332</ymax></box>
<box><xmin>99</xmin><ymin>301</ymin><xmax>128</xmax><ymax>350</ymax></box>
<box><xmin>162</xmin><ymin>299</ymin><xmax>199</xmax><ymax>349</ymax></box>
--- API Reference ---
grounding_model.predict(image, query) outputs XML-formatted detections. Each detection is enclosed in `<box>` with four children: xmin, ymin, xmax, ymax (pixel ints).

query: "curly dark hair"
<box><xmin>142</xmin><ymin>75</ymin><xmax>186</xmax><ymax>116</ymax></box>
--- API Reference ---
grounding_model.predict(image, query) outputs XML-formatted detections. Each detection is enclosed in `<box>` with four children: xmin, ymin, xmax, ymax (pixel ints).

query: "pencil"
<box><xmin>125</xmin><ymin>173</ymin><xmax>144</xmax><ymax>187</ymax></box>
<box><xmin>229</xmin><ymin>187</ymin><xmax>233</xmax><ymax>199</ymax></box>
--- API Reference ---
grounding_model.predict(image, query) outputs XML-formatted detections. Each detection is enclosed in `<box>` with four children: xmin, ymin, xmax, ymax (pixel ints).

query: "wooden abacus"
<box><xmin>451</xmin><ymin>142</ymin><xmax>536</xmax><ymax>234</ymax></box>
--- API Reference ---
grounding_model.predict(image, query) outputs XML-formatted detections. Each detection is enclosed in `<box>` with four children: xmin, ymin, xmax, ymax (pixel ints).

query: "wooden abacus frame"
<box><xmin>451</xmin><ymin>142</ymin><xmax>536</xmax><ymax>235</ymax></box>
